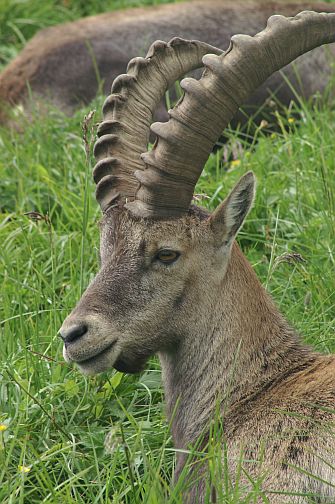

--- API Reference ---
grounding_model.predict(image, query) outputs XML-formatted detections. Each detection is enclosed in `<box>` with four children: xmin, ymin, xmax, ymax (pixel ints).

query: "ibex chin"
<box><xmin>60</xmin><ymin>11</ymin><xmax>335</xmax><ymax>502</ymax></box>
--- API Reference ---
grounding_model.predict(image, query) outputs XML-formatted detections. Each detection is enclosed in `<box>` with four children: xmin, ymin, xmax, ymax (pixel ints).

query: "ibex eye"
<box><xmin>156</xmin><ymin>250</ymin><xmax>180</xmax><ymax>264</ymax></box>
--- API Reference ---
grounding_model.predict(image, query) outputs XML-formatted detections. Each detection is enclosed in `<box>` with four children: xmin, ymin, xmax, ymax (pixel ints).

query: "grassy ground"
<box><xmin>1</xmin><ymin>0</ymin><xmax>335</xmax><ymax>68</ymax></box>
<box><xmin>0</xmin><ymin>0</ymin><xmax>178</xmax><ymax>69</ymax></box>
<box><xmin>1</xmin><ymin>86</ymin><xmax>334</xmax><ymax>504</ymax></box>
<box><xmin>0</xmin><ymin>1</ymin><xmax>335</xmax><ymax>503</ymax></box>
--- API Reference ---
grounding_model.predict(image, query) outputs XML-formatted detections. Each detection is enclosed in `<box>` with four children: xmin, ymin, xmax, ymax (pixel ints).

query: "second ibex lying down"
<box><xmin>60</xmin><ymin>10</ymin><xmax>335</xmax><ymax>502</ymax></box>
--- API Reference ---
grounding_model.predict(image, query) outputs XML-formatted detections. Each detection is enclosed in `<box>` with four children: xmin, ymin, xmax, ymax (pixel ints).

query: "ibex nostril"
<box><xmin>59</xmin><ymin>324</ymin><xmax>88</xmax><ymax>345</ymax></box>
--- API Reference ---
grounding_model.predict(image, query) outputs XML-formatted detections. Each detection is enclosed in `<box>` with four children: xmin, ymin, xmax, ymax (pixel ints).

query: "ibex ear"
<box><xmin>209</xmin><ymin>171</ymin><xmax>256</xmax><ymax>247</ymax></box>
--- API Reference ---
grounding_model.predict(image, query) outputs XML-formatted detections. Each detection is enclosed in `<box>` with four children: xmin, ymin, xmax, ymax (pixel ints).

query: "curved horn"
<box><xmin>126</xmin><ymin>10</ymin><xmax>335</xmax><ymax>218</ymax></box>
<box><xmin>93</xmin><ymin>38</ymin><xmax>223</xmax><ymax>211</ymax></box>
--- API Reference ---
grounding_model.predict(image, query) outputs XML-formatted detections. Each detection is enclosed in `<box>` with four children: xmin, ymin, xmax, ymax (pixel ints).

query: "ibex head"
<box><xmin>60</xmin><ymin>173</ymin><xmax>255</xmax><ymax>375</ymax></box>
<box><xmin>60</xmin><ymin>12</ymin><xmax>335</xmax><ymax>376</ymax></box>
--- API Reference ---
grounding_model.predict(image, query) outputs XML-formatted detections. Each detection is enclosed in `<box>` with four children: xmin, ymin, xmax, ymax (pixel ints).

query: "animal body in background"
<box><xmin>60</xmin><ymin>11</ymin><xmax>335</xmax><ymax>503</ymax></box>
<box><xmin>1</xmin><ymin>0</ymin><xmax>335</xmax><ymax>127</ymax></box>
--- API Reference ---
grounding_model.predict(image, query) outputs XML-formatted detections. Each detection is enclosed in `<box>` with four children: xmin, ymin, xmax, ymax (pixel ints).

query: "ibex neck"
<box><xmin>159</xmin><ymin>243</ymin><xmax>312</xmax><ymax>449</ymax></box>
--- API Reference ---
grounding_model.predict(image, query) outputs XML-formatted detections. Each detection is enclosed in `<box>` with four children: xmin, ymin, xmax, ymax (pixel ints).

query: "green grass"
<box><xmin>1</xmin><ymin>0</ymin><xmax>335</xmax><ymax>70</ymax></box>
<box><xmin>1</xmin><ymin>0</ymin><xmax>335</xmax><ymax>68</ymax></box>
<box><xmin>0</xmin><ymin>85</ymin><xmax>334</xmax><ymax>504</ymax></box>
<box><xmin>0</xmin><ymin>0</ymin><xmax>178</xmax><ymax>69</ymax></box>
<box><xmin>0</xmin><ymin>0</ymin><xmax>335</xmax><ymax>502</ymax></box>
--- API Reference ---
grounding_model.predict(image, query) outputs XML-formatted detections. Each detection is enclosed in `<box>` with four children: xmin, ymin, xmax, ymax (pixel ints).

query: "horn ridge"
<box><xmin>93</xmin><ymin>38</ymin><xmax>223</xmax><ymax>211</ymax></box>
<box><xmin>126</xmin><ymin>10</ymin><xmax>335</xmax><ymax>218</ymax></box>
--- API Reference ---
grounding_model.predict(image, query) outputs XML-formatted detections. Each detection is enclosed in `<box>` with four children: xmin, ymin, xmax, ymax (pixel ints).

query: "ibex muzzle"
<box><xmin>60</xmin><ymin>12</ymin><xmax>335</xmax><ymax>502</ymax></box>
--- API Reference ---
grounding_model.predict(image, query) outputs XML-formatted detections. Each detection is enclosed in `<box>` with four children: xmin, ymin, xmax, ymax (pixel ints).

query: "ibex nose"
<box><xmin>59</xmin><ymin>324</ymin><xmax>87</xmax><ymax>345</ymax></box>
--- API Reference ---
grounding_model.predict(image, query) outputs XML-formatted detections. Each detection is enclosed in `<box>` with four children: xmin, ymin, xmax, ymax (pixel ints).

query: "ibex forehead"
<box><xmin>99</xmin><ymin>206</ymin><xmax>210</xmax><ymax>263</ymax></box>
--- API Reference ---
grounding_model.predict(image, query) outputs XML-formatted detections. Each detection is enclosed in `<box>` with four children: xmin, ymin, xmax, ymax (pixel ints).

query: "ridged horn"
<box><xmin>126</xmin><ymin>10</ymin><xmax>335</xmax><ymax>218</ymax></box>
<box><xmin>93</xmin><ymin>38</ymin><xmax>223</xmax><ymax>211</ymax></box>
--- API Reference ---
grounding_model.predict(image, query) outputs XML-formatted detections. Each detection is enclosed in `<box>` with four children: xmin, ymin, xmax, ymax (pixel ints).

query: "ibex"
<box><xmin>1</xmin><ymin>1</ymin><xmax>335</xmax><ymax>127</ymax></box>
<box><xmin>60</xmin><ymin>11</ymin><xmax>335</xmax><ymax>503</ymax></box>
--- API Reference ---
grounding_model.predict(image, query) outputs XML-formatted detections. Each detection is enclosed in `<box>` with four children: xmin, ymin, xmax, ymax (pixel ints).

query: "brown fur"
<box><xmin>60</xmin><ymin>173</ymin><xmax>335</xmax><ymax>502</ymax></box>
<box><xmin>1</xmin><ymin>0</ymin><xmax>335</xmax><ymax>126</ymax></box>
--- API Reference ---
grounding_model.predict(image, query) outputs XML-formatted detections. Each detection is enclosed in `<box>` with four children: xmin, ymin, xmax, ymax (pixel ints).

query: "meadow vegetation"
<box><xmin>0</xmin><ymin>0</ymin><xmax>335</xmax><ymax>502</ymax></box>
<box><xmin>0</xmin><ymin>0</ymin><xmax>178</xmax><ymax>70</ymax></box>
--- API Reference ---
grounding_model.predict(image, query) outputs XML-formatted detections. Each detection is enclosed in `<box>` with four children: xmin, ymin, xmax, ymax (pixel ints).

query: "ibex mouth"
<box><xmin>75</xmin><ymin>341</ymin><xmax>117</xmax><ymax>365</ymax></box>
